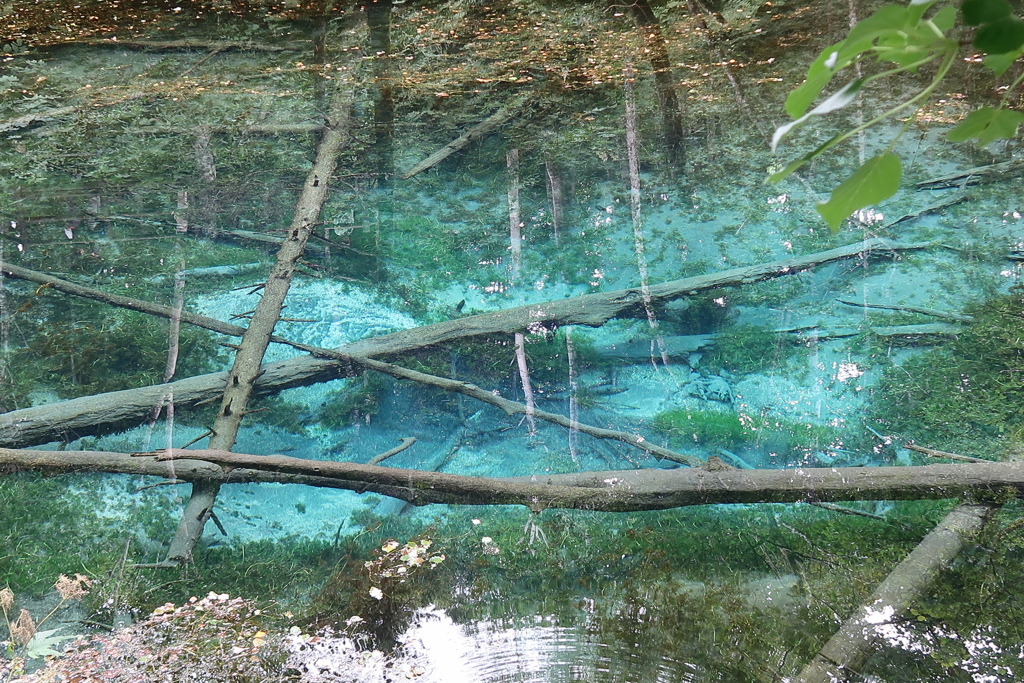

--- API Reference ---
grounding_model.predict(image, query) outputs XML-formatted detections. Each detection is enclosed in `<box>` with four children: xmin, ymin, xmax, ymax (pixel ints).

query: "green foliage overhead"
<box><xmin>771</xmin><ymin>0</ymin><xmax>1024</xmax><ymax>230</ymax></box>
<box><xmin>817</xmin><ymin>152</ymin><xmax>902</xmax><ymax>231</ymax></box>
<box><xmin>946</xmin><ymin>106</ymin><xmax>1024</xmax><ymax>145</ymax></box>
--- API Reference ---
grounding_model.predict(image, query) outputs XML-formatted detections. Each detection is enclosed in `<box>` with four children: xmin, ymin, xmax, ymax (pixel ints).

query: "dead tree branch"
<box><xmin>1</xmin><ymin>448</ymin><xmax>1022</xmax><ymax>512</ymax></box>
<box><xmin>401</xmin><ymin>100</ymin><xmax>524</xmax><ymax>179</ymax></box>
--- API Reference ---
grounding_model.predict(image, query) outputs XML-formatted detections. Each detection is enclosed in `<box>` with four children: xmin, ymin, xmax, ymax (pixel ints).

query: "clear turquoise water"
<box><xmin>3</xmin><ymin>2</ymin><xmax>1024</xmax><ymax>680</ymax></box>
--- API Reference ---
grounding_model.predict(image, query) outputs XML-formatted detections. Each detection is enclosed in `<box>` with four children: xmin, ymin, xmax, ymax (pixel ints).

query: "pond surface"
<box><xmin>2</xmin><ymin>1</ymin><xmax>1024</xmax><ymax>681</ymax></box>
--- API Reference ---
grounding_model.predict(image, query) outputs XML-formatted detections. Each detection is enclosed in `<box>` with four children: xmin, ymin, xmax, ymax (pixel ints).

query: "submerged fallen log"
<box><xmin>794</xmin><ymin>503</ymin><xmax>995</xmax><ymax>683</ymax></box>
<box><xmin>131</xmin><ymin>123</ymin><xmax>326</xmax><ymax>135</ymax></box>
<box><xmin>836</xmin><ymin>298</ymin><xmax>974</xmax><ymax>323</ymax></box>
<box><xmin>2</xmin><ymin>448</ymin><xmax>1023</xmax><ymax>512</ymax></box>
<box><xmin>915</xmin><ymin>160</ymin><xmax>1024</xmax><ymax>190</ymax></box>
<box><xmin>0</xmin><ymin>106</ymin><xmax>77</xmax><ymax>133</ymax></box>
<box><xmin>0</xmin><ymin>238</ymin><xmax>930</xmax><ymax>448</ymax></box>
<box><xmin>601</xmin><ymin>319</ymin><xmax>963</xmax><ymax>362</ymax></box>
<box><xmin>400</xmin><ymin>100</ymin><xmax>524</xmax><ymax>179</ymax></box>
<box><xmin>79</xmin><ymin>39</ymin><xmax>304</xmax><ymax>52</ymax></box>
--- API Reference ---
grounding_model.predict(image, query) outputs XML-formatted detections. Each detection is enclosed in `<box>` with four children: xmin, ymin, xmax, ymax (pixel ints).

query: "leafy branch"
<box><xmin>771</xmin><ymin>0</ymin><xmax>1024</xmax><ymax>231</ymax></box>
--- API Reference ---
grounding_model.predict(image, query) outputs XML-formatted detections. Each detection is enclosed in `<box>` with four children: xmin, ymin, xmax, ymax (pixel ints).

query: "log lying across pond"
<box><xmin>0</xmin><ymin>238</ymin><xmax>930</xmax><ymax>449</ymax></box>
<box><xmin>1</xmin><ymin>447</ymin><xmax>1021</xmax><ymax>512</ymax></box>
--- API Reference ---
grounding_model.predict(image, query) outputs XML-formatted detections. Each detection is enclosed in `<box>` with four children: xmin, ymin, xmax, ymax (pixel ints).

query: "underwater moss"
<box><xmin>652</xmin><ymin>408</ymin><xmax>841</xmax><ymax>456</ymax></box>
<box><xmin>869</xmin><ymin>285</ymin><xmax>1024</xmax><ymax>453</ymax></box>
<box><xmin>4</xmin><ymin>302</ymin><xmax>223</xmax><ymax>403</ymax></box>
<box><xmin>652</xmin><ymin>409</ymin><xmax>745</xmax><ymax>447</ymax></box>
<box><xmin>702</xmin><ymin>322</ymin><xmax>800</xmax><ymax>375</ymax></box>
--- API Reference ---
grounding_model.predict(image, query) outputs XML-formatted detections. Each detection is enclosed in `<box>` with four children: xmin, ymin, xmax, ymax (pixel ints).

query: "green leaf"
<box><xmin>974</xmin><ymin>18</ymin><xmax>1024</xmax><ymax>55</ymax></box>
<box><xmin>786</xmin><ymin>66</ymin><xmax>838</xmax><ymax>119</ymax></box>
<box><xmin>817</xmin><ymin>153</ymin><xmax>902</xmax><ymax>232</ymax></box>
<box><xmin>984</xmin><ymin>45</ymin><xmax>1024</xmax><ymax>75</ymax></box>
<box><xmin>962</xmin><ymin>0</ymin><xmax>1012</xmax><ymax>26</ymax></box>
<box><xmin>785</xmin><ymin>4</ymin><xmax>910</xmax><ymax>119</ymax></box>
<box><xmin>845</xmin><ymin>5</ymin><xmax>910</xmax><ymax>45</ymax></box>
<box><xmin>930</xmin><ymin>4</ymin><xmax>957</xmax><ymax>32</ymax></box>
<box><xmin>947</xmin><ymin>107</ymin><xmax>1024</xmax><ymax>145</ymax></box>
<box><xmin>906</xmin><ymin>0</ymin><xmax>940</xmax><ymax>25</ymax></box>
<box><xmin>774</xmin><ymin>80</ymin><xmax>863</xmax><ymax>152</ymax></box>
<box><xmin>24</xmin><ymin>629</ymin><xmax>76</xmax><ymax>659</ymax></box>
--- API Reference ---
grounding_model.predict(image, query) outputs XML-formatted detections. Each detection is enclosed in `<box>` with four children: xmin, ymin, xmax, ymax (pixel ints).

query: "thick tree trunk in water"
<box><xmin>627</xmin><ymin>0</ymin><xmax>685</xmax><ymax>166</ymax></box>
<box><xmin>367</xmin><ymin>0</ymin><xmax>395</xmax><ymax>176</ymax></box>
<box><xmin>513</xmin><ymin>332</ymin><xmax>537</xmax><ymax>434</ymax></box>
<box><xmin>1</xmin><ymin>448</ymin><xmax>1022</xmax><ymax>512</ymax></box>
<box><xmin>544</xmin><ymin>159</ymin><xmax>564</xmax><ymax>246</ymax></box>
<box><xmin>0</xmin><ymin>238</ymin><xmax>929</xmax><ymax>450</ymax></box>
<box><xmin>565</xmin><ymin>327</ymin><xmax>581</xmax><ymax>464</ymax></box>
<box><xmin>164</xmin><ymin>84</ymin><xmax>354</xmax><ymax>565</ymax></box>
<box><xmin>794</xmin><ymin>504</ymin><xmax>995</xmax><ymax>682</ymax></box>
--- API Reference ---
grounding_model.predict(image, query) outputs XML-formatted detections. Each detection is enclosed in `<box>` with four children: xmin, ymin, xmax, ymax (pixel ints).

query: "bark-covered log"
<box><xmin>2</xmin><ymin>447</ymin><xmax>1022</xmax><ymax>512</ymax></box>
<box><xmin>0</xmin><ymin>238</ymin><xmax>929</xmax><ymax>449</ymax></box>
<box><xmin>915</xmin><ymin>160</ymin><xmax>1024</xmax><ymax>190</ymax></box>
<box><xmin>794</xmin><ymin>503</ymin><xmax>995</xmax><ymax>683</ymax></box>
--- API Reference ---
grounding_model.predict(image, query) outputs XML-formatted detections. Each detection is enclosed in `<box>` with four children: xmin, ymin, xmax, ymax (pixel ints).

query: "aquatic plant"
<box><xmin>4</xmin><ymin>303</ymin><xmax>223</xmax><ymax>403</ymax></box>
<box><xmin>702</xmin><ymin>322</ymin><xmax>800</xmax><ymax>375</ymax></box>
<box><xmin>1</xmin><ymin>574</ymin><xmax>91</xmax><ymax>670</ymax></box>
<box><xmin>314</xmin><ymin>373</ymin><xmax>388</xmax><ymax>429</ymax></box>
<box><xmin>652</xmin><ymin>409</ymin><xmax>745</xmax><ymax>448</ymax></box>
<box><xmin>869</xmin><ymin>285</ymin><xmax>1024</xmax><ymax>453</ymax></box>
<box><xmin>652</xmin><ymin>408</ymin><xmax>841</xmax><ymax>456</ymax></box>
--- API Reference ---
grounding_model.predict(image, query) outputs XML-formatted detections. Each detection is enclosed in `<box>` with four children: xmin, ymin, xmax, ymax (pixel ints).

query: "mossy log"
<box><xmin>78</xmin><ymin>39</ymin><xmax>304</xmax><ymax>52</ymax></box>
<box><xmin>915</xmin><ymin>160</ymin><xmax>1024</xmax><ymax>190</ymax></box>
<box><xmin>1</xmin><ymin>448</ymin><xmax>1022</xmax><ymax>512</ymax></box>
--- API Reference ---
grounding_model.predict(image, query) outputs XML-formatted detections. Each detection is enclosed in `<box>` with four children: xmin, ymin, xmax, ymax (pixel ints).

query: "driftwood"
<box><xmin>0</xmin><ymin>91</ymin><xmax>154</xmax><ymax>133</ymax></box>
<box><xmin>400</xmin><ymin>101</ymin><xmax>524</xmax><ymax>179</ymax></box>
<box><xmin>2</xmin><ymin>448</ymin><xmax>1023</xmax><ymax>511</ymax></box>
<box><xmin>905</xmin><ymin>443</ymin><xmax>992</xmax><ymax>464</ymax></box>
<box><xmin>365</xmin><ymin>437</ymin><xmax>418</xmax><ymax>466</ymax></box>
<box><xmin>0</xmin><ymin>106</ymin><xmax>77</xmax><ymax>133</ymax></box>
<box><xmin>884</xmin><ymin>190</ymin><xmax>969</xmax><ymax>227</ymax></box>
<box><xmin>794</xmin><ymin>503</ymin><xmax>995</xmax><ymax>683</ymax></box>
<box><xmin>601</xmin><ymin>319</ymin><xmax>963</xmax><ymax>362</ymax></box>
<box><xmin>0</xmin><ymin>238</ymin><xmax>930</xmax><ymax>449</ymax></box>
<box><xmin>164</xmin><ymin>83</ymin><xmax>354</xmax><ymax>564</ymax></box>
<box><xmin>145</xmin><ymin>263</ymin><xmax>266</xmax><ymax>282</ymax></box>
<box><xmin>0</xmin><ymin>262</ymin><xmax>703</xmax><ymax>466</ymax></box>
<box><xmin>784</xmin><ymin>322</ymin><xmax>962</xmax><ymax>340</ymax></box>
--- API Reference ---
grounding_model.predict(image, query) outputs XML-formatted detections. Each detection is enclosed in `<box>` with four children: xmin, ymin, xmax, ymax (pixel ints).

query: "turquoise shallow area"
<box><xmin>3</xmin><ymin>2</ymin><xmax>1024</xmax><ymax>680</ymax></box>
